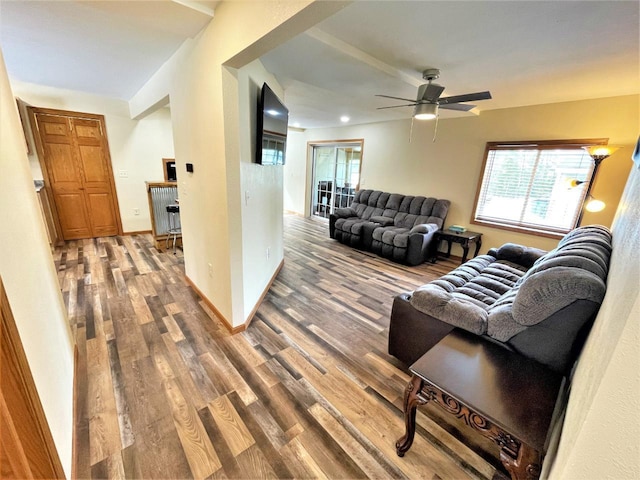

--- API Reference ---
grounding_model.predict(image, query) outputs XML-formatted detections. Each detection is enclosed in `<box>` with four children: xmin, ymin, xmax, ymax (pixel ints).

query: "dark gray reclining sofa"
<box><xmin>329</xmin><ymin>189</ymin><xmax>450</xmax><ymax>266</ymax></box>
<box><xmin>389</xmin><ymin>225</ymin><xmax>612</xmax><ymax>374</ymax></box>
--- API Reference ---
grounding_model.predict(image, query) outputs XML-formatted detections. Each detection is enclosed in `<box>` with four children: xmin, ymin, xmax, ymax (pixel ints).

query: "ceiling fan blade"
<box><xmin>375</xmin><ymin>94</ymin><xmax>417</xmax><ymax>103</ymax></box>
<box><xmin>376</xmin><ymin>104</ymin><xmax>417</xmax><ymax>110</ymax></box>
<box><xmin>439</xmin><ymin>91</ymin><xmax>492</xmax><ymax>104</ymax></box>
<box><xmin>439</xmin><ymin>103</ymin><xmax>476</xmax><ymax>111</ymax></box>
<box><xmin>420</xmin><ymin>83</ymin><xmax>445</xmax><ymax>102</ymax></box>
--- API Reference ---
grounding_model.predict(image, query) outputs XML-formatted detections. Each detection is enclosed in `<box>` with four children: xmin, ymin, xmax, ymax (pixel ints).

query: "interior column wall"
<box><xmin>132</xmin><ymin>0</ymin><xmax>348</xmax><ymax>327</ymax></box>
<box><xmin>0</xmin><ymin>49</ymin><xmax>74</xmax><ymax>478</ymax></box>
<box><xmin>236</xmin><ymin>60</ymin><xmax>286</xmax><ymax>320</ymax></box>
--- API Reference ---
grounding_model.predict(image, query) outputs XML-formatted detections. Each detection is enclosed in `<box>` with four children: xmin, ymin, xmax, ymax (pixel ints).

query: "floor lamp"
<box><xmin>576</xmin><ymin>145</ymin><xmax>619</xmax><ymax>226</ymax></box>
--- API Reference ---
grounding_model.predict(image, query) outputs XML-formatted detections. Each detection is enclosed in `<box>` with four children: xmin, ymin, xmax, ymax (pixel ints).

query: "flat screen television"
<box><xmin>256</xmin><ymin>83</ymin><xmax>289</xmax><ymax>165</ymax></box>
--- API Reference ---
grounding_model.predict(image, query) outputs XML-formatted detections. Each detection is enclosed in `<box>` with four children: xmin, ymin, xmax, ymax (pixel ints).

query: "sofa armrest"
<box><xmin>333</xmin><ymin>207</ymin><xmax>357</xmax><ymax>218</ymax></box>
<box><xmin>370</xmin><ymin>215</ymin><xmax>394</xmax><ymax>226</ymax></box>
<box><xmin>330</xmin><ymin>207</ymin><xmax>357</xmax><ymax>239</ymax></box>
<box><xmin>405</xmin><ymin>225</ymin><xmax>439</xmax><ymax>266</ymax></box>
<box><xmin>512</xmin><ymin>266</ymin><xmax>606</xmax><ymax>327</ymax></box>
<box><xmin>494</xmin><ymin>243</ymin><xmax>547</xmax><ymax>268</ymax></box>
<box><xmin>410</xmin><ymin>223</ymin><xmax>439</xmax><ymax>234</ymax></box>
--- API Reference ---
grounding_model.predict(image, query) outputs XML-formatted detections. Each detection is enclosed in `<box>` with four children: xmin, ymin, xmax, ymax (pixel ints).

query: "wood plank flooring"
<box><xmin>55</xmin><ymin>215</ymin><xmax>499</xmax><ymax>479</ymax></box>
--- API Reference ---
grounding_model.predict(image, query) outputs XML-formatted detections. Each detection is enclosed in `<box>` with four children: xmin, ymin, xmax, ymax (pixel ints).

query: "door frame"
<box><xmin>307</xmin><ymin>139</ymin><xmax>364</xmax><ymax>218</ymax></box>
<box><xmin>0</xmin><ymin>276</ymin><xmax>65</xmax><ymax>478</ymax></box>
<box><xmin>27</xmin><ymin>107</ymin><xmax>123</xmax><ymax>243</ymax></box>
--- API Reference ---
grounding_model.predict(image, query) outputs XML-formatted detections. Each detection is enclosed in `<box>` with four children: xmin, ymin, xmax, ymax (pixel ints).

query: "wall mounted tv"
<box><xmin>256</xmin><ymin>83</ymin><xmax>289</xmax><ymax>165</ymax></box>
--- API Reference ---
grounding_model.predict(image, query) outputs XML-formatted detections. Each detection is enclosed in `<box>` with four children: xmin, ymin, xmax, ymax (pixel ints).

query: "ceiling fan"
<box><xmin>376</xmin><ymin>68</ymin><xmax>492</xmax><ymax>120</ymax></box>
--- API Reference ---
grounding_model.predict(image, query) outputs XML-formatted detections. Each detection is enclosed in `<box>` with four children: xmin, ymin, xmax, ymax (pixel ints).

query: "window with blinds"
<box><xmin>472</xmin><ymin>141</ymin><xmax>603</xmax><ymax>236</ymax></box>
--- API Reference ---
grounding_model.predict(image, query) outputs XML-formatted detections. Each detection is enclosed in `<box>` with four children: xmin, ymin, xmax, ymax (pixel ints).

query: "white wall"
<box><xmin>286</xmin><ymin>95</ymin><xmax>638</xmax><ymax>254</ymax></box>
<box><xmin>11</xmin><ymin>80</ymin><xmax>174</xmax><ymax>233</ymax></box>
<box><xmin>131</xmin><ymin>0</ymin><xmax>348</xmax><ymax>327</ymax></box>
<box><xmin>236</xmin><ymin>60</ymin><xmax>286</xmax><ymax>319</ymax></box>
<box><xmin>549</xmin><ymin>152</ymin><xmax>640</xmax><ymax>479</ymax></box>
<box><xmin>0</xmin><ymin>50</ymin><xmax>74</xmax><ymax>478</ymax></box>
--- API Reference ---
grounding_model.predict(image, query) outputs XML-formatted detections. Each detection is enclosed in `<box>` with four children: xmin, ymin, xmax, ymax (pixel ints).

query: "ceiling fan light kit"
<box><xmin>376</xmin><ymin>68</ymin><xmax>492</xmax><ymax>121</ymax></box>
<box><xmin>414</xmin><ymin>103</ymin><xmax>437</xmax><ymax>120</ymax></box>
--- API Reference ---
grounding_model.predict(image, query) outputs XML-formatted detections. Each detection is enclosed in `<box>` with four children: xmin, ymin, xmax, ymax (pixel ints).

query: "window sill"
<box><xmin>471</xmin><ymin>219</ymin><xmax>566</xmax><ymax>239</ymax></box>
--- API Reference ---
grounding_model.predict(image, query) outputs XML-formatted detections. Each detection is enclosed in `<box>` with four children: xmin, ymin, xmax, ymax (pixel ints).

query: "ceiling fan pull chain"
<box><xmin>432</xmin><ymin>114</ymin><xmax>439</xmax><ymax>143</ymax></box>
<box><xmin>409</xmin><ymin>116</ymin><xmax>415</xmax><ymax>143</ymax></box>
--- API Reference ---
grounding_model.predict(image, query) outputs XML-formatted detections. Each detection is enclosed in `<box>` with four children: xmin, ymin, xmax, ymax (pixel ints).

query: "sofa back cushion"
<box><xmin>351</xmin><ymin>190</ymin><xmax>450</xmax><ymax>228</ymax></box>
<box><xmin>393</xmin><ymin>196</ymin><xmax>450</xmax><ymax>229</ymax></box>
<box><xmin>350</xmin><ymin>190</ymin><xmax>388</xmax><ymax>220</ymax></box>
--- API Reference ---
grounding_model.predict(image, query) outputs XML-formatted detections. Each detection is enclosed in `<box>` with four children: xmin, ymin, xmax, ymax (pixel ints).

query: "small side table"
<box><xmin>396</xmin><ymin>330</ymin><xmax>564</xmax><ymax>480</ymax></box>
<box><xmin>434</xmin><ymin>229</ymin><xmax>483</xmax><ymax>264</ymax></box>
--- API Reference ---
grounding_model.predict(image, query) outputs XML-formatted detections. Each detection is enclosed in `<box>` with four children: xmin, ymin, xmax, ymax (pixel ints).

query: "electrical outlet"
<box><xmin>133</xmin><ymin>208</ymin><xmax>140</xmax><ymax>215</ymax></box>
<box><xmin>118</xmin><ymin>169</ymin><xmax>128</xmax><ymax>178</ymax></box>
<box><xmin>208</xmin><ymin>263</ymin><xmax>213</xmax><ymax>277</ymax></box>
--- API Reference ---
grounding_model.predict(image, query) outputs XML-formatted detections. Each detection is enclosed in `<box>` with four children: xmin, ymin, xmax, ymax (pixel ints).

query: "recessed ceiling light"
<box><xmin>292</xmin><ymin>122</ymin><xmax>300</xmax><ymax>128</ymax></box>
<box><xmin>340</xmin><ymin>116</ymin><xmax>350</xmax><ymax>123</ymax></box>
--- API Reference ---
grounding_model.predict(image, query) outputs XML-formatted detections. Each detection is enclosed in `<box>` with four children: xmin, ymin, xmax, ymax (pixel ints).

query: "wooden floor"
<box><xmin>55</xmin><ymin>215</ymin><xmax>498</xmax><ymax>479</ymax></box>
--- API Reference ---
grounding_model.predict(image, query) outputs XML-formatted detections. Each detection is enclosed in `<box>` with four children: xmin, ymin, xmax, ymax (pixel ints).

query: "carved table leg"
<box><xmin>396</xmin><ymin>375</ymin><xmax>428</xmax><ymax>457</ymax></box>
<box><xmin>500</xmin><ymin>443</ymin><xmax>542</xmax><ymax>480</ymax></box>
<box><xmin>474</xmin><ymin>238</ymin><xmax>482</xmax><ymax>258</ymax></box>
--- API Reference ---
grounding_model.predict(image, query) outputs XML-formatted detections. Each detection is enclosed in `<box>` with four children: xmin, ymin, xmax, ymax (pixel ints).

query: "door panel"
<box><xmin>55</xmin><ymin>193</ymin><xmax>92</xmax><ymax>239</ymax></box>
<box><xmin>78</xmin><ymin>145</ymin><xmax>107</xmax><ymax>182</ymax></box>
<box><xmin>46</xmin><ymin>143</ymin><xmax>79</xmax><ymax>185</ymax></box>
<box><xmin>41</xmin><ymin>116</ymin><xmax>67</xmax><ymax>137</ymax></box>
<box><xmin>86</xmin><ymin>192</ymin><xmax>118</xmax><ymax>236</ymax></box>
<box><xmin>34</xmin><ymin>111</ymin><xmax>121</xmax><ymax>240</ymax></box>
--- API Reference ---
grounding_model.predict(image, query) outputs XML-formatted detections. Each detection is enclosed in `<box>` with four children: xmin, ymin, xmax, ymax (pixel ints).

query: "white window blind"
<box><xmin>474</xmin><ymin>144</ymin><xmax>596</xmax><ymax>235</ymax></box>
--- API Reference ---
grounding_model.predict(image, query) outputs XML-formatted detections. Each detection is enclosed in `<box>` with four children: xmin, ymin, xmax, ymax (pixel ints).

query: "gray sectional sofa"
<box><xmin>389</xmin><ymin>225</ymin><xmax>612</xmax><ymax>374</ymax></box>
<box><xmin>329</xmin><ymin>189</ymin><xmax>450</xmax><ymax>266</ymax></box>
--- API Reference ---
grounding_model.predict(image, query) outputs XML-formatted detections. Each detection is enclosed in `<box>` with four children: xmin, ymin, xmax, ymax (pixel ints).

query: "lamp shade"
<box><xmin>583</xmin><ymin>145</ymin><xmax>620</xmax><ymax>161</ymax></box>
<box><xmin>414</xmin><ymin>103</ymin><xmax>437</xmax><ymax>120</ymax></box>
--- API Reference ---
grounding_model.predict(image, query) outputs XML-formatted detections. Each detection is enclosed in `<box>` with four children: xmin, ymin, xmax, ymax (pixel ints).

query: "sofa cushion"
<box><xmin>410</xmin><ymin>255</ymin><xmax>529</xmax><ymax>334</ymax></box>
<box><xmin>334</xmin><ymin>217</ymin><xmax>372</xmax><ymax>237</ymax></box>
<box><xmin>411</xmin><ymin>284</ymin><xmax>489</xmax><ymax>334</ymax></box>
<box><xmin>375</xmin><ymin>227</ymin><xmax>410</xmax><ymax>247</ymax></box>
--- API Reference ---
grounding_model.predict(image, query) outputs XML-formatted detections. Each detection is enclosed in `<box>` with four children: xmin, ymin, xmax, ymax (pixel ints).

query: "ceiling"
<box><xmin>0</xmin><ymin>0</ymin><xmax>218</xmax><ymax>99</ymax></box>
<box><xmin>263</xmin><ymin>1</ymin><xmax>640</xmax><ymax>128</ymax></box>
<box><xmin>1</xmin><ymin>1</ymin><xmax>638</xmax><ymax>129</ymax></box>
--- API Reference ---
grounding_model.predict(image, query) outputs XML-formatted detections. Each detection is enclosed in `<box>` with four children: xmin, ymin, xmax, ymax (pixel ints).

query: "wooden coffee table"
<box><xmin>396</xmin><ymin>330</ymin><xmax>565</xmax><ymax>480</ymax></box>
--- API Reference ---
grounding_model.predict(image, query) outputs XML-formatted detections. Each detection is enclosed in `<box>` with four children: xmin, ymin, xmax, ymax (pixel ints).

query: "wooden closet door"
<box><xmin>34</xmin><ymin>111</ymin><xmax>121</xmax><ymax>240</ymax></box>
<box><xmin>37</xmin><ymin>113</ymin><xmax>92</xmax><ymax>239</ymax></box>
<box><xmin>72</xmin><ymin>118</ymin><xmax>119</xmax><ymax>237</ymax></box>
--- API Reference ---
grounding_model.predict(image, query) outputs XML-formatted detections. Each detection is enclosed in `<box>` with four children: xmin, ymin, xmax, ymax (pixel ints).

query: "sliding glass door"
<box><xmin>310</xmin><ymin>141</ymin><xmax>362</xmax><ymax>219</ymax></box>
